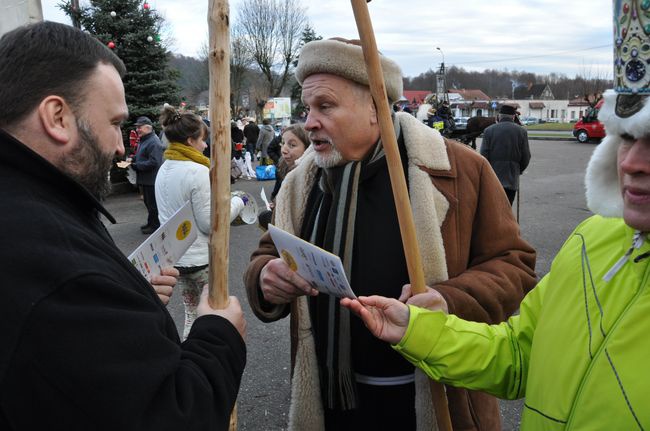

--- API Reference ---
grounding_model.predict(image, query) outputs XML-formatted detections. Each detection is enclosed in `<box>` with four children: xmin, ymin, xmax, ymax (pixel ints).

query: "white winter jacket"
<box><xmin>155</xmin><ymin>159</ymin><xmax>210</xmax><ymax>267</ymax></box>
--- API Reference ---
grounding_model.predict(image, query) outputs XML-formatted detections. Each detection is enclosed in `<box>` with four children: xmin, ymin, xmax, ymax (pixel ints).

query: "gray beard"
<box><xmin>59</xmin><ymin>119</ymin><xmax>114</xmax><ymax>199</ymax></box>
<box><xmin>314</xmin><ymin>144</ymin><xmax>345</xmax><ymax>168</ymax></box>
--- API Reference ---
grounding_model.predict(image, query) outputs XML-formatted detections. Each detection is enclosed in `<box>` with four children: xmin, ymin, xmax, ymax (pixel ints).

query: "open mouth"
<box><xmin>310</xmin><ymin>137</ymin><xmax>331</xmax><ymax>151</ymax></box>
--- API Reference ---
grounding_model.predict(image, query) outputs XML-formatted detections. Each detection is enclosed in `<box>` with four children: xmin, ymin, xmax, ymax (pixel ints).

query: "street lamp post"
<box><xmin>436</xmin><ymin>46</ymin><xmax>445</xmax><ymax>70</ymax></box>
<box><xmin>435</xmin><ymin>47</ymin><xmax>447</xmax><ymax>103</ymax></box>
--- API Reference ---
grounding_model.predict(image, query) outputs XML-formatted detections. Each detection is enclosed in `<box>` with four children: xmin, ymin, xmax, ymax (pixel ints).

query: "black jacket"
<box><xmin>480</xmin><ymin>119</ymin><xmax>531</xmax><ymax>190</ymax></box>
<box><xmin>0</xmin><ymin>130</ymin><xmax>246</xmax><ymax>430</ymax></box>
<box><xmin>243</xmin><ymin>122</ymin><xmax>259</xmax><ymax>145</ymax></box>
<box><xmin>133</xmin><ymin>131</ymin><xmax>163</xmax><ymax>185</ymax></box>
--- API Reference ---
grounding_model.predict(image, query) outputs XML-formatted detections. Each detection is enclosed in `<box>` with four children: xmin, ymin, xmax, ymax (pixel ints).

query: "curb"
<box><xmin>528</xmin><ymin>136</ymin><xmax>575</xmax><ymax>141</ymax></box>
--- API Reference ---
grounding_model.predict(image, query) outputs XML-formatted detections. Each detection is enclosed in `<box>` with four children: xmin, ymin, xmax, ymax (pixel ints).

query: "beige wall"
<box><xmin>1</xmin><ymin>0</ymin><xmax>42</xmax><ymax>37</ymax></box>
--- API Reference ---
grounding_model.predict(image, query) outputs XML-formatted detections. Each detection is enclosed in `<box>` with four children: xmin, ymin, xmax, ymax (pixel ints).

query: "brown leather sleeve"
<box><xmin>432</xmin><ymin>142</ymin><xmax>537</xmax><ymax>324</ymax></box>
<box><xmin>242</xmin><ymin>231</ymin><xmax>291</xmax><ymax>322</ymax></box>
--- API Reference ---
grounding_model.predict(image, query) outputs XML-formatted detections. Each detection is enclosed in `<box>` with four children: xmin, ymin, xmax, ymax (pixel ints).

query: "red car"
<box><xmin>573</xmin><ymin>99</ymin><xmax>605</xmax><ymax>143</ymax></box>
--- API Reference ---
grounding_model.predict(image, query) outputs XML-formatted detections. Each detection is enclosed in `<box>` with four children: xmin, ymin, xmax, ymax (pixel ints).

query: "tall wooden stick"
<box><xmin>350</xmin><ymin>1</ymin><xmax>452</xmax><ymax>430</ymax></box>
<box><xmin>208</xmin><ymin>1</ymin><xmax>237</xmax><ymax>429</ymax></box>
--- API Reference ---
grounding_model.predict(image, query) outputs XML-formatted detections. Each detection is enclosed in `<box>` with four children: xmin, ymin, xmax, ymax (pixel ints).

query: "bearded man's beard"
<box><xmin>313</xmin><ymin>142</ymin><xmax>345</xmax><ymax>168</ymax></box>
<box><xmin>60</xmin><ymin>119</ymin><xmax>114</xmax><ymax>199</ymax></box>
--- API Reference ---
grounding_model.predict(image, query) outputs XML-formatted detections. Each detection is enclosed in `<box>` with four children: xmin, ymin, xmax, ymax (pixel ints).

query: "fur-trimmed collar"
<box><xmin>585</xmin><ymin>90</ymin><xmax>650</xmax><ymax>217</ymax></box>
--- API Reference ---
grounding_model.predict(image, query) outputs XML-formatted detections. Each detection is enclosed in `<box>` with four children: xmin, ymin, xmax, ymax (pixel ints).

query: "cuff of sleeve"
<box><xmin>189</xmin><ymin>315</ymin><xmax>246</xmax><ymax>353</ymax></box>
<box><xmin>393</xmin><ymin>305</ymin><xmax>447</xmax><ymax>363</ymax></box>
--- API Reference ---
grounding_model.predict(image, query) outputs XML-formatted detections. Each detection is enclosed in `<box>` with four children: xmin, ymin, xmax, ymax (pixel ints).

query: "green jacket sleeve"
<box><xmin>393</xmin><ymin>275</ymin><xmax>547</xmax><ymax>400</ymax></box>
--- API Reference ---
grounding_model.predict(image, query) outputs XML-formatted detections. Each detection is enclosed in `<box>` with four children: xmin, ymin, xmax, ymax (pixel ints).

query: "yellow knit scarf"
<box><xmin>164</xmin><ymin>142</ymin><xmax>210</xmax><ymax>167</ymax></box>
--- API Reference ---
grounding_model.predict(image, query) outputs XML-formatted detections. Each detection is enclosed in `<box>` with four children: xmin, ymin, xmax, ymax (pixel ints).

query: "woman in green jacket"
<box><xmin>342</xmin><ymin>87</ymin><xmax>650</xmax><ymax>428</ymax></box>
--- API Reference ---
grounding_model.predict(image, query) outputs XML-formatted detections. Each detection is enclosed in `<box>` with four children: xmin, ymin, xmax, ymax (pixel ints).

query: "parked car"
<box><xmin>520</xmin><ymin>117</ymin><xmax>539</xmax><ymax>126</ymax></box>
<box><xmin>573</xmin><ymin>99</ymin><xmax>605</xmax><ymax>143</ymax></box>
<box><xmin>454</xmin><ymin>117</ymin><xmax>469</xmax><ymax>130</ymax></box>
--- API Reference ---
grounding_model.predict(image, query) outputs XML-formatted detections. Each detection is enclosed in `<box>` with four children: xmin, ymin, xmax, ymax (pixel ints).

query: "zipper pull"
<box><xmin>603</xmin><ymin>231</ymin><xmax>644</xmax><ymax>282</ymax></box>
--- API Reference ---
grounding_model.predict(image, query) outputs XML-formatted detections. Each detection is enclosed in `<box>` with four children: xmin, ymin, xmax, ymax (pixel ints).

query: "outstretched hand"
<box><xmin>340</xmin><ymin>296</ymin><xmax>410</xmax><ymax>345</ymax></box>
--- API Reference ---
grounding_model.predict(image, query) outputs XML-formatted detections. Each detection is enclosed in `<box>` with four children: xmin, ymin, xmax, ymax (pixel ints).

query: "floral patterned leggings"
<box><xmin>176</xmin><ymin>266</ymin><xmax>209</xmax><ymax>340</ymax></box>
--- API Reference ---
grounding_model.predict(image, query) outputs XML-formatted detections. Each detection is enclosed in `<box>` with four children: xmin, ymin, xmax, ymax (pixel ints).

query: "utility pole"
<box><xmin>0</xmin><ymin>0</ymin><xmax>43</xmax><ymax>37</ymax></box>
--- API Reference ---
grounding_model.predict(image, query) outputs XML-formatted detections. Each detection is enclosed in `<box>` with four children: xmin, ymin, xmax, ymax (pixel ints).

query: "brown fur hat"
<box><xmin>295</xmin><ymin>37</ymin><xmax>403</xmax><ymax>103</ymax></box>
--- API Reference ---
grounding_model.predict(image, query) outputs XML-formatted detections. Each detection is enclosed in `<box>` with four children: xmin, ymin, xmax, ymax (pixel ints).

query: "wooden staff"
<box><xmin>208</xmin><ymin>0</ymin><xmax>237</xmax><ymax>429</ymax></box>
<box><xmin>350</xmin><ymin>1</ymin><xmax>452</xmax><ymax>430</ymax></box>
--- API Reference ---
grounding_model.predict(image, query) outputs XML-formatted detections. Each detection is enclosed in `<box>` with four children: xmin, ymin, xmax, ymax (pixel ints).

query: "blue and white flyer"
<box><xmin>268</xmin><ymin>224</ymin><xmax>356</xmax><ymax>299</ymax></box>
<box><xmin>128</xmin><ymin>201</ymin><xmax>197</xmax><ymax>280</ymax></box>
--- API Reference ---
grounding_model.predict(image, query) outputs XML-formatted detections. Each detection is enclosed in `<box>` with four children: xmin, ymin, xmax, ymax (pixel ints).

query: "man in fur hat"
<box><xmin>480</xmin><ymin>104</ymin><xmax>531</xmax><ymax>205</ymax></box>
<box><xmin>244</xmin><ymin>37</ymin><xmax>536</xmax><ymax>430</ymax></box>
<box><xmin>339</xmin><ymin>2</ymin><xmax>650</xmax><ymax>428</ymax></box>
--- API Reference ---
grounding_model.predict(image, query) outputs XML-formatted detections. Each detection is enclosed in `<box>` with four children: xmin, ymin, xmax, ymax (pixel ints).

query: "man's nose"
<box><xmin>304</xmin><ymin>111</ymin><xmax>319</xmax><ymax>131</ymax></box>
<box><xmin>115</xmin><ymin>135</ymin><xmax>125</xmax><ymax>157</ymax></box>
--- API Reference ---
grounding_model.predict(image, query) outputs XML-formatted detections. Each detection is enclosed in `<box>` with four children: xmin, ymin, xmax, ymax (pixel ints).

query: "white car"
<box><xmin>454</xmin><ymin>117</ymin><xmax>469</xmax><ymax>130</ymax></box>
<box><xmin>520</xmin><ymin>117</ymin><xmax>539</xmax><ymax>126</ymax></box>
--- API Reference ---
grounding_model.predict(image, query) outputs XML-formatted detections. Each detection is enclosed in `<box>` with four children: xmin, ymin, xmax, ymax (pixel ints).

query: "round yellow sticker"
<box><xmin>280</xmin><ymin>249</ymin><xmax>298</xmax><ymax>272</ymax></box>
<box><xmin>176</xmin><ymin>220</ymin><xmax>192</xmax><ymax>240</ymax></box>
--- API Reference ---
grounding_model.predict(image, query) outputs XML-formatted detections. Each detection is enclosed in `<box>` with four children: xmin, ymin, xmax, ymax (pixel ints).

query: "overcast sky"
<box><xmin>42</xmin><ymin>0</ymin><xmax>614</xmax><ymax>79</ymax></box>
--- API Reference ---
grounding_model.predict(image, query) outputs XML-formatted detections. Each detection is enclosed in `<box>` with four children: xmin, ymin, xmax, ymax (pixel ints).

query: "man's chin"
<box><xmin>314</xmin><ymin>148</ymin><xmax>345</xmax><ymax>168</ymax></box>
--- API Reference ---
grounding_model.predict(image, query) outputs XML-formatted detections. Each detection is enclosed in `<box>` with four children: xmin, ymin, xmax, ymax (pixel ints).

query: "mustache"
<box><xmin>308</xmin><ymin>134</ymin><xmax>331</xmax><ymax>145</ymax></box>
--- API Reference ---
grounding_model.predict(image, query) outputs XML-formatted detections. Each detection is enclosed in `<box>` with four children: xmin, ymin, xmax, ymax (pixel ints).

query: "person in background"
<box><xmin>231</xmin><ymin>120</ymin><xmax>245</xmax><ymax>183</ymax></box>
<box><xmin>256</xmin><ymin>118</ymin><xmax>276</xmax><ymax>165</ymax></box>
<box><xmin>231</xmin><ymin>120</ymin><xmax>245</xmax><ymax>160</ymax></box>
<box><xmin>257</xmin><ymin>123</ymin><xmax>310</xmax><ymax>230</ymax></box>
<box><xmin>155</xmin><ymin>106</ymin><xmax>213</xmax><ymax>340</ymax></box>
<box><xmin>131</xmin><ymin>115</ymin><xmax>164</xmax><ymax>234</ymax></box>
<box><xmin>266</xmin><ymin>132</ymin><xmax>283</xmax><ymax>165</ymax></box>
<box><xmin>244</xmin><ymin>37</ymin><xmax>536</xmax><ymax>430</ymax></box>
<box><xmin>0</xmin><ymin>21</ymin><xmax>246</xmax><ymax>430</ymax></box>
<box><xmin>480</xmin><ymin>104</ymin><xmax>531</xmax><ymax>205</ymax></box>
<box><xmin>243</xmin><ymin>116</ymin><xmax>259</xmax><ymax>157</ymax></box>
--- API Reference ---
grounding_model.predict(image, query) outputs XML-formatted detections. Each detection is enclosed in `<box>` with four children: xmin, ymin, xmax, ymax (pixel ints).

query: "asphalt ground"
<box><xmin>103</xmin><ymin>137</ymin><xmax>597</xmax><ymax>430</ymax></box>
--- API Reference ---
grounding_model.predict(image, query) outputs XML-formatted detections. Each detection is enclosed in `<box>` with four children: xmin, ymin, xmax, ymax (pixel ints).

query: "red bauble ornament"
<box><xmin>143</xmin><ymin>2</ymin><xmax>150</xmax><ymax>10</ymax></box>
<box><xmin>108</xmin><ymin>41</ymin><xmax>116</xmax><ymax>49</ymax></box>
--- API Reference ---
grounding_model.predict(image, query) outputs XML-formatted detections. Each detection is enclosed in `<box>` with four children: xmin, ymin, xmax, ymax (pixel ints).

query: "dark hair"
<box><xmin>159</xmin><ymin>106</ymin><xmax>207</xmax><ymax>143</ymax></box>
<box><xmin>262</xmin><ymin>119</ymin><xmax>271</xmax><ymax>125</ymax></box>
<box><xmin>282</xmin><ymin>123</ymin><xmax>310</xmax><ymax>148</ymax></box>
<box><xmin>0</xmin><ymin>21</ymin><xmax>126</xmax><ymax>129</ymax></box>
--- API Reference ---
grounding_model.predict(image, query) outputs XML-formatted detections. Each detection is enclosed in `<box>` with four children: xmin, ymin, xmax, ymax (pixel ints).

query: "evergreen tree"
<box><xmin>290</xmin><ymin>25</ymin><xmax>322</xmax><ymax>117</ymax></box>
<box><xmin>60</xmin><ymin>0</ymin><xmax>180</xmax><ymax>128</ymax></box>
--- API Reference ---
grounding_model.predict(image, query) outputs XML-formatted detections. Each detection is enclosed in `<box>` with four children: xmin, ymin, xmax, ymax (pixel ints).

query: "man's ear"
<box><xmin>369</xmin><ymin>100</ymin><xmax>379</xmax><ymax>125</ymax></box>
<box><xmin>37</xmin><ymin>96</ymin><xmax>77</xmax><ymax>145</ymax></box>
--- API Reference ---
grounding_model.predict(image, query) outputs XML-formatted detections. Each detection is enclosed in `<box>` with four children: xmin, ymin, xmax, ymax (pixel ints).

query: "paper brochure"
<box><xmin>128</xmin><ymin>201</ymin><xmax>197</xmax><ymax>279</ymax></box>
<box><xmin>268</xmin><ymin>224</ymin><xmax>356</xmax><ymax>299</ymax></box>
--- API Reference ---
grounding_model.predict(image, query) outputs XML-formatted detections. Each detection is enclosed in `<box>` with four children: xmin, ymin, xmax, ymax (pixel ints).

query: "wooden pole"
<box><xmin>350</xmin><ymin>1</ymin><xmax>453</xmax><ymax>430</ymax></box>
<box><xmin>208</xmin><ymin>1</ymin><xmax>237</xmax><ymax>429</ymax></box>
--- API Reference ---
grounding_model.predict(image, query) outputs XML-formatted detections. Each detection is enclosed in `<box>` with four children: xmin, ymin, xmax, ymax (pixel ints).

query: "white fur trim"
<box><xmin>295</xmin><ymin>38</ymin><xmax>403</xmax><ymax>102</ymax></box>
<box><xmin>415</xmin><ymin>369</ymin><xmax>439</xmax><ymax>431</ymax></box>
<box><xmin>599</xmin><ymin>89</ymin><xmax>650</xmax><ymax>138</ymax></box>
<box><xmin>584</xmin><ymin>89</ymin><xmax>650</xmax><ymax>217</ymax></box>
<box><xmin>288</xmin><ymin>296</ymin><xmax>325</xmax><ymax>431</ymax></box>
<box><xmin>585</xmin><ymin>133</ymin><xmax>623</xmax><ymax>217</ymax></box>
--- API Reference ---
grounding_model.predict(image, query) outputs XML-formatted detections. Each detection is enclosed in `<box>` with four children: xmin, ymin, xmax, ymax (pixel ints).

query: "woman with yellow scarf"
<box><xmin>155</xmin><ymin>106</ymin><xmax>212</xmax><ymax>339</ymax></box>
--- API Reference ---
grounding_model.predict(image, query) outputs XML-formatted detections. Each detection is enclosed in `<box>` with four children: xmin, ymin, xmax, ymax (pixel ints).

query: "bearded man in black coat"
<box><xmin>0</xmin><ymin>22</ymin><xmax>246</xmax><ymax>431</ymax></box>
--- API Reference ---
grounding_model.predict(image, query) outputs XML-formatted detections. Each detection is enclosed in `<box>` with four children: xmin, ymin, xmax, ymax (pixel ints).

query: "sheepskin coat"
<box><xmin>244</xmin><ymin>112</ymin><xmax>537</xmax><ymax>430</ymax></box>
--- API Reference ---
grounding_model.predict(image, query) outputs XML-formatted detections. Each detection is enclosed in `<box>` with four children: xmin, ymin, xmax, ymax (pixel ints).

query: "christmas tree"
<box><xmin>60</xmin><ymin>0</ymin><xmax>180</xmax><ymax>129</ymax></box>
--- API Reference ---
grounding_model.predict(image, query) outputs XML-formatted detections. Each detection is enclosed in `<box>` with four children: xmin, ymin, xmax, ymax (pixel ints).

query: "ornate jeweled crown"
<box><xmin>614</xmin><ymin>0</ymin><xmax>650</xmax><ymax>94</ymax></box>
